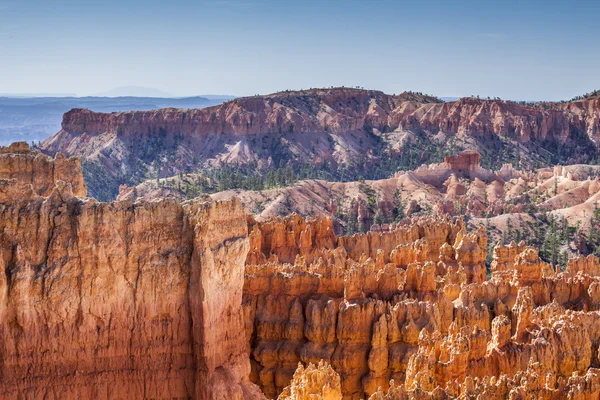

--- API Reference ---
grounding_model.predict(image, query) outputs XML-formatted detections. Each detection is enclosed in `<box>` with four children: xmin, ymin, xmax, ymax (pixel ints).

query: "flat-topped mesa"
<box><xmin>51</xmin><ymin>91</ymin><xmax>598</xmax><ymax>142</ymax></box>
<box><xmin>0</xmin><ymin>141</ymin><xmax>86</xmax><ymax>197</ymax></box>
<box><xmin>38</xmin><ymin>88</ymin><xmax>600</xmax><ymax>200</ymax></box>
<box><xmin>57</xmin><ymin>89</ymin><xmax>415</xmax><ymax>138</ymax></box>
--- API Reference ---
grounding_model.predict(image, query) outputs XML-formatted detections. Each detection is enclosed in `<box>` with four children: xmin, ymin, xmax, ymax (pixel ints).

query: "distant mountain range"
<box><xmin>0</xmin><ymin>95</ymin><xmax>234</xmax><ymax>145</ymax></box>
<box><xmin>95</xmin><ymin>86</ymin><xmax>174</xmax><ymax>97</ymax></box>
<box><xmin>94</xmin><ymin>86</ymin><xmax>238</xmax><ymax>100</ymax></box>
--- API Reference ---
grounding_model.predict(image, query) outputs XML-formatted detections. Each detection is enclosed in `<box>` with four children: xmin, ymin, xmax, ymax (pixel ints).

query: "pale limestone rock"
<box><xmin>278</xmin><ymin>361</ymin><xmax>342</xmax><ymax>400</ymax></box>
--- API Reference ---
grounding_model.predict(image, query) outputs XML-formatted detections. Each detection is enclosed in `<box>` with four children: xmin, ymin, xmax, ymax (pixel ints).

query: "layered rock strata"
<box><xmin>0</xmin><ymin>146</ymin><xmax>262</xmax><ymax>399</ymax></box>
<box><xmin>244</xmin><ymin>214</ymin><xmax>600</xmax><ymax>399</ymax></box>
<box><xmin>0</xmin><ymin>141</ymin><xmax>86</xmax><ymax>197</ymax></box>
<box><xmin>38</xmin><ymin>88</ymin><xmax>600</xmax><ymax>199</ymax></box>
<box><xmin>277</xmin><ymin>361</ymin><xmax>342</xmax><ymax>400</ymax></box>
<box><xmin>45</xmin><ymin>91</ymin><xmax>600</xmax><ymax>149</ymax></box>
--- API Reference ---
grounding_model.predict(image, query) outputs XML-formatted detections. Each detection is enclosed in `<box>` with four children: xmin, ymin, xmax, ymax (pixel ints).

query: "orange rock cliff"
<box><xmin>0</xmin><ymin>141</ymin><xmax>86</xmax><ymax>197</ymax></box>
<box><xmin>3</xmin><ymin>143</ymin><xmax>600</xmax><ymax>399</ymax></box>
<box><xmin>0</xmin><ymin>146</ymin><xmax>262</xmax><ymax>399</ymax></box>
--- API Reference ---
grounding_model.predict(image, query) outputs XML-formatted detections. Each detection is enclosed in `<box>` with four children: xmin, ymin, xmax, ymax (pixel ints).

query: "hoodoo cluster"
<box><xmin>2</xmin><ymin>143</ymin><xmax>600</xmax><ymax>399</ymax></box>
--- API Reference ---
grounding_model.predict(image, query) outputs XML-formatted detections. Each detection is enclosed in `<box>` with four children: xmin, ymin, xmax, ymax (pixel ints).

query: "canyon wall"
<box><xmin>5</xmin><ymin>140</ymin><xmax>600</xmax><ymax>400</ymax></box>
<box><xmin>37</xmin><ymin>88</ymin><xmax>600</xmax><ymax>200</ymax></box>
<box><xmin>0</xmin><ymin>141</ymin><xmax>86</xmax><ymax>197</ymax></box>
<box><xmin>0</xmin><ymin>146</ymin><xmax>262</xmax><ymax>399</ymax></box>
<box><xmin>244</xmin><ymin>215</ymin><xmax>600</xmax><ymax>399</ymax></box>
<box><xmin>46</xmin><ymin>91</ymin><xmax>599</xmax><ymax>145</ymax></box>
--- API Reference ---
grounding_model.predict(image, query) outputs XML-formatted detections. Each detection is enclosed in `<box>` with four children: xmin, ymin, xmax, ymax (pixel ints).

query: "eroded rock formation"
<box><xmin>0</xmin><ymin>141</ymin><xmax>86</xmax><ymax>197</ymax></box>
<box><xmin>0</xmin><ymin>145</ymin><xmax>262</xmax><ymax>399</ymax></box>
<box><xmin>38</xmin><ymin>88</ymin><xmax>600</xmax><ymax>200</ymax></box>
<box><xmin>277</xmin><ymin>361</ymin><xmax>342</xmax><ymax>400</ymax></box>
<box><xmin>122</xmin><ymin>148</ymin><xmax>600</xmax><ymax>260</ymax></box>
<box><xmin>244</xmin><ymin>214</ymin><xmax>600</xmax><ymax>399</ymax></box>
<box><xmin>5</xmin><ymin>141</ymin><xmax>600</xmax><ymax>400</ymax></box>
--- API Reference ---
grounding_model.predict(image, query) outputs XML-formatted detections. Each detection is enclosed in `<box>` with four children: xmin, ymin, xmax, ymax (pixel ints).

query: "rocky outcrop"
<box><xmin>0</xmin><ymin>141</ymin><xmax>86</xmax><ymax>197</ymax></box>
<box><xmin>52</xmin><ymin>89</ymin><xmax>438</xmax><ymax>138</ymax></box>
<box><xmin>368</xmin><ymin>366</ymin><xmax>600</xmax><ymax>399</ymax></box>
<box><xmin>243</xmin><ymin>215</ymin><xmax>465</xmax><ymax>398</ymax></box>
<box><xmin>0</xmin><ymin>147</ymin><xmax>262</xmax><ymax>399</ymax></box>
<box><xmin>401</xmin><ymin>97</ymin><xmax>576</xmax><ymax>143</ymax></box>
<box><xmin>243</xmin><ymin>213</ymin><xmax>600</xmax><ymax>399</ymax></box>
<box><xmin>46</xmin><ymin>91</ymin><xmax>599</xmax><ymax>150</ymax></box>
<box><xmin>38</xmin><ymin>88</ymin><xmax>600</xmax><ymax>200</ymax></box>
<box><xmin>124</xmin><ymin>148</ymin><xmax>600</xmax><ymax>255</ymax></box>
<box><xmin>443</xmin><ymin>151</ymin><xmax>481</xmax><ymax>172</ymax></box>
<box><xmin>278</xmin><ymin>361</ymin><xmax>342</xmax><ymax>400</ymax></box>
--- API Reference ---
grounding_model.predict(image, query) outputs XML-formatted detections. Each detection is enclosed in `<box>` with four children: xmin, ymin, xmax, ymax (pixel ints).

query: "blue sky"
<box><xmin>0</xmin><ymin>0</ymin><xmax>598</xmax><ymax>100</ymax></box>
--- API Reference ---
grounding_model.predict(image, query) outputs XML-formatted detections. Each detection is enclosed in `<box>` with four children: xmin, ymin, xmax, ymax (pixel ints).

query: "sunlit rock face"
<box><xmin>277</xmin><ymin>361</ymin><xmax>343</xmax><ymax>400</ymax></box>
<box><xmin>0</xmin><ymin>141</ymin><xmax>86</xmax><ymax>197</ymax></box>
<box><xmin>0</xmin><ymin>144</ymin><xmax>263</xmax><ymax>400</ymax></box>
<box><xmin>5</xmin><ymin>134</ymin><xmax>600</xmax><ymax>400</ymax></box>
<box><xmin>244</xmin><ymin>214</ymin><xmax>600</xmax><ymax>399</ymax></box>
<box><xmin>38</xmin><ymin>89</ymin><xmax>600</xmax><ymax>200</ymax></box>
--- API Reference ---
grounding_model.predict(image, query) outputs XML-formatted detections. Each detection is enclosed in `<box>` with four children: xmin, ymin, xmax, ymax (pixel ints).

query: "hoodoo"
<box><xmin>243</xmin><ymin>214</ymin><xmax>600</xmax><ymax>399</ymax></box>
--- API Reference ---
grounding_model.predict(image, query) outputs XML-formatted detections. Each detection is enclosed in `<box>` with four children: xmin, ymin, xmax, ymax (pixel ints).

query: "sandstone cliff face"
<box><xmin>400</xmin><ymin>97</ymin><xmax>575</xmax><ymax>143</ymax></box>
<box><xmin>0</xmin><ymin>141</ymin><xmax>86</xmax><ymax>197</ymax></box>
<box><xmin>0</xmin><ymin>147</ymin><xmax>262</xmax><ymax>399</ymax></box>
<box><xmin>244</xmin><ymin>214</ymin><xmax>600</xmax><ymax>400</ymax></box>
<box><xmin>46</xmin><ymin>91</ymin><xmax>598</xmax><ymax>146</ymax></box>
<box><xmin>54</xmin><ymin>89</ymin><xmax>437</xmax><ymax>138</ymax></box>
<box><xmin>560</xmin><ymin>97</ymin><xmax>600</xmax><ymax>144</ymax></box>
<box><xmin>6</xmin><ymin>133</ymin><xmax>600</xmax><ymax>400</ymax></box>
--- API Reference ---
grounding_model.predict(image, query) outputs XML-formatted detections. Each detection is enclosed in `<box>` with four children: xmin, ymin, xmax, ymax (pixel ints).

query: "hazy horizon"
<box><xmin>0</xmin><ymin>86</ymin><xmax>238</xmax><ymax>99</ymax></box>
<box><xmin>0</xmin><ymin>87</ymin><xmax>580</xmax><ymax>103</ymax></box>
<box><xmin>1</xmin><ymin>0</ymin><xmax>598</xmax><ymax>100</ymax></box>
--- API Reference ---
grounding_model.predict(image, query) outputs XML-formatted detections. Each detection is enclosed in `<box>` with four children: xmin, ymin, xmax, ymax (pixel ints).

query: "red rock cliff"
<box><xmin>0</xmin><ymin>148</ymin><xmax>263</xmax><ymax>399</ymax></box>
<box><xmin>0</xmin><ymin>141</ymin><xmax>86</xmax><ymax>197</ymax></box>
<box><xmin>44</xmin><ymin>90</ymin><xmax>600</xmax><ymax>148</ymax></box>
<box><xmin>38</xmin><ymin>88</ymin><xmax>600</xmax><ymax>201</ymax></box>
<box><xmin>443</xmin><ymin>151</ymin><xmax>481</xmax><ymax>172</ymax></box>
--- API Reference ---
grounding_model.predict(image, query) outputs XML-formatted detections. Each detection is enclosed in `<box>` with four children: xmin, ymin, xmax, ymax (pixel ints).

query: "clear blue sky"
<box><xmin>0</xmin><ymin>0</ymin><xmax>598</xmax><ymax>100</ymax></box>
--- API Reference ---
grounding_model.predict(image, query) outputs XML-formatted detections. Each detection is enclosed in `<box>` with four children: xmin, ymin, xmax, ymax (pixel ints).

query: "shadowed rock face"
<box><xmin>0</xmin><ymin>145</ymin><xmax>263</xmax><ymax>399</ymax></box>
<box><xmin>243</xmin><ymin>214</ymin><xmax>600</xmax><ymax>400</ymax></box>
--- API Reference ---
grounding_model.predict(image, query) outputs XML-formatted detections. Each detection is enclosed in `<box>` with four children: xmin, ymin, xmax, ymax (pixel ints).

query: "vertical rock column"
<box><xmin>187</xmin><ymin>198</ymin><xmax>264</xmax><ymax>400</ymax></box>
